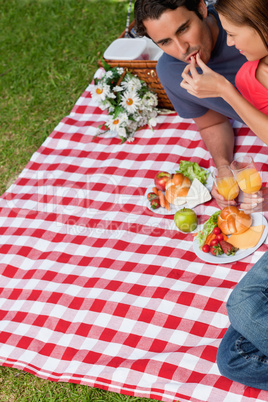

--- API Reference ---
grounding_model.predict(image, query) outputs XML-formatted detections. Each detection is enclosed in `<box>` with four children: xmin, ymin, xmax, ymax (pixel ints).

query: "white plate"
<box><xmin>193</xmin><ymin>213</ymin><xmax>268</xmax><ymax>264</ymax></box>
<box><xmin>145</xmin><ymin>168</ymin><xmax>213</xmax><ymax>215</ymax></box>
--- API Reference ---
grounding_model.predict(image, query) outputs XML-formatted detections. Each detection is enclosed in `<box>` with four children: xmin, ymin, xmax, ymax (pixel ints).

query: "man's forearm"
<box><xmin>194</xmin><ymin>112</ymin><xmax>235</xmax><ymax>168</ymax></box>
<box><xmin>200</xmin><ymin>120</ymin><xmax>234</xmax><ymax>168</ymax></box>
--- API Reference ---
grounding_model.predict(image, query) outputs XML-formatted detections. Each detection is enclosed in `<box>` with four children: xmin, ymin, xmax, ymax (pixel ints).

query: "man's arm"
<box><xmin>194</xmin><ymin>109</ymin><xmax>237</xmax><ymax>209</ymax></box>
<box><xmin>194</xmin><ymin>109</ymin><xmax>234</xmax><ymax>168</ymax></box>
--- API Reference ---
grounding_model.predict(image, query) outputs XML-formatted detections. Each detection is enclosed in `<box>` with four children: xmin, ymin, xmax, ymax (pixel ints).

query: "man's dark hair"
<box><xmin>134</xmin><ymin>0</ymin><xmax>203</xmax><ymax>37</ymax></box>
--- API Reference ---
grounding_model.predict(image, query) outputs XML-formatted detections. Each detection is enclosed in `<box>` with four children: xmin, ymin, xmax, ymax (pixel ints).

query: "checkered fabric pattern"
<box><xmin>0</xmin><ymin>69</ymin><xmax>267</xmax><ymax>402</ymax></box>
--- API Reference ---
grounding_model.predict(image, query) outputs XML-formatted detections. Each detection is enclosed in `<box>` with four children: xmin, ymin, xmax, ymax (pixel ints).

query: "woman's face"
<box><xmin>219</xmin><ymin>14</ymin><xmax>268</xmax><ymax>61</ymax></box>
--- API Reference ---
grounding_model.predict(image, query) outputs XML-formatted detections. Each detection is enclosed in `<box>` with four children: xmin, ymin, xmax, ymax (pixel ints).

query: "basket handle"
<box><xmin>124</xmin><ymin>0</ymin><xmax>133</xmax><ymax>37</ymax></box>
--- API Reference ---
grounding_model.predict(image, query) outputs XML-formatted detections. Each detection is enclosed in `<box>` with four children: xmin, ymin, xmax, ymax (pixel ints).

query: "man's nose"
<box><xmin>174</xmin><ymin>37</ymin><xmax>189</xmax><ymax>54</ymax></box>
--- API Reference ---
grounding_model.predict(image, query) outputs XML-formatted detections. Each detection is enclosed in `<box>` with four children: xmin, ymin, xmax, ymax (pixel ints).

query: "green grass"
<box><xmin>0</xmin><ymin>0</ymin><xmax>160</xmax><ymax>400</ymax></box>
<box><xmin>0</xmin><ymin>0</ymin><xmax>133</xmax><ymax>194</ymax></box>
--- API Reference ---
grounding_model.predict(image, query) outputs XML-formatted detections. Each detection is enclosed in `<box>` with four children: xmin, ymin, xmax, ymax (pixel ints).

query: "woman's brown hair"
<box><xmin>215</xmin><ymin>0</ymin><xmax>268</xmax><ymax>48</ymax></box>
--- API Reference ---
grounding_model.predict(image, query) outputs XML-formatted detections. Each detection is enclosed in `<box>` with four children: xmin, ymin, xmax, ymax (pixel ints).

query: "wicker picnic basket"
<box><xmin>99</xmin><ymin>18</ymin><xmax>174</xmax><ymax>110</ymax></box>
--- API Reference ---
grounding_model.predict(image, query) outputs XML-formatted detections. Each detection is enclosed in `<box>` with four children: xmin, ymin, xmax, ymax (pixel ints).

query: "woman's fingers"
<box><xmin>188</xmin><ymin>56</ymin><xmax>201</xmax><ymax>79</ymax></box>
<box><xmin>181</xmin><ymin>64</ymin><xmax>192</xmax><ymax>82</ymax></box>
<box><xmin>195</xmin><ymin>53</ymin><xmax>207</xmax><ymax>70</ymax></box>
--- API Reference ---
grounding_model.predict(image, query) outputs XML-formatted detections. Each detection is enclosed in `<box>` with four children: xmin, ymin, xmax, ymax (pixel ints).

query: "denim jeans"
<box><xmin>217</xmin><ymin>250</ymin><xmax>268</xmax><ymax>389</ymax></box>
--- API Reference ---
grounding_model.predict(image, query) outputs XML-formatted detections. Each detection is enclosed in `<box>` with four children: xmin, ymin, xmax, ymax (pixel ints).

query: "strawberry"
<box><xmin>210</xmin><ymin>244</ymin><xmax>224</xmax><ymax>256</ymax></box>
<box><xmin>219</xmin><ymin>240</ymin><xmax>239</xmax><ymax>256</ymax></box>
<box><xmin>147</xmin><ymin>192</ymin><xmax>159</xmax><ymax>201</ymax></box>
<box><xmin>150</xmin><ymin>198</ymin><xmax>161</xmax><ymax>209</ymax></box>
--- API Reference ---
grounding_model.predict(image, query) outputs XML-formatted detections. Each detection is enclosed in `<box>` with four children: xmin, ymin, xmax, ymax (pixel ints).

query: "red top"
<box><xmin>235</xmin><ymin>59</ymin><xmax>268</xmax><ymax>115</ymax></box>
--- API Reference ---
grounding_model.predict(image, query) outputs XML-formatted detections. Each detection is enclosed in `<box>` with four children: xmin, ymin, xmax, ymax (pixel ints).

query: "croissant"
<box><xmin>218</xmin><ymin>206</ymin><xmax>252</xmax><ymax>235</ymax></box>
<box><xmin>165</xmin><ymin>173</ymin><xmax>191</xmax><ymax>205</ymax></box>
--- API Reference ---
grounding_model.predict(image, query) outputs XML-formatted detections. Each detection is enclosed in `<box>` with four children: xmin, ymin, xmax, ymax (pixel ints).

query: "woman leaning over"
<box><xmin>181</xmin><ymin>0</ymin><xmax>268</xmax><ymax>214</ymax></box>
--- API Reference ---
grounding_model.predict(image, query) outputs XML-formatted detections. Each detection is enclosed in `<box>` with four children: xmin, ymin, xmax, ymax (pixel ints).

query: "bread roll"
<box><xmin>218</xmin><ymin>206</ymin><xmax>252</xmax><ymax>235</ymax></box>
<box><xmin>165</xmin><ymin>173</ymin><xmax>191</xmax><ymax>205</ymax></box>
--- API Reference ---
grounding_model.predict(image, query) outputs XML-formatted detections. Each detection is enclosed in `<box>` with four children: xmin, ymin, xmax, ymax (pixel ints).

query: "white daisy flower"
<box><xmin>90</xmin><ymin>83</ymin><xmax>109</xmax><ymax>102</ymax></box>
<box><xmin>106</xmin><ymin>116</ymin><xmax>121</xmax><ymax>132</ymax></box>
<box><xmin>138</xmin><ymin>116</ymin><xmax>148</xmax><ymax>127</ymax></box>
<box><xmin>114</xmin><ymin>86</ymin><xmax>124</xmax><ymax>92</ymax></box>
<box><xmin>91</xmin><ymin>67</ymin><xmax>159</xmax><ymax>142</ymax></box>
<box><xmin>120</xmin><ymin>91</ymin><xmax>140</xmax><ymax>114</ymax></box>
<box><xmin>121</xmin><ymin>75</ymin><xmax>142</xmax><ymax>92</ymax></box>
<box><xmin>106</xmin><ymin>112</ymin><xmax>127</xmax><ymax>133</ymax></box>
<box><xmin>119</xmin><ymin>112</ymin><xmax>129</xmax><ymax>123</ymax></box>
<box><xmin>105</xmin><ymin>71</ymin><xmax>113</xmax><ymax>79</ymax></box>
<box><xmin>116</xmin><ymin>67</ymin><xmax>125</xmax><ymax>75</ymax></box>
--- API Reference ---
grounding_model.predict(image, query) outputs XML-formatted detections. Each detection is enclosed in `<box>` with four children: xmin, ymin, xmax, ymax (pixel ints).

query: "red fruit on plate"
<box><xmin>216</xmin><ymin>233</ymin><xmax>224</xmax><ymax>242</ymax></box>
<box><xmin>147</xmin><ymin>192</ymin><xmax>158</xmax><ymax>201</ymax></box>
<box><xmin>154</xmin><ymin>171</ymin><xmax>172</xmax><ymax>191</ymax></box>
<box><xmin>202</xmin><ymin>244</ymin><xmax>210</xmax><ymax>253</ymax></box>
<box><xmin>210</xmin><ymin>238</ymin><xmax>219</xmax><ymax>247</ymax></box>
<box><xmin>150</xmin><ymin>198</ymin><xmax>161</xmax><ymax>209</ymax></box>
<box><xmin>210</xmin><ymin>244</ymin><xmax>224</xmax><ymax>256</ymax></box>
<box><xmin>213</xmin><ymin>227</ymin><xmax>221</xmax><ymax>235</ymax></box>
<box><xmin>219</xmin><ymin>240</ymin><xmax>239</xmax><ymax>256</ymax></box>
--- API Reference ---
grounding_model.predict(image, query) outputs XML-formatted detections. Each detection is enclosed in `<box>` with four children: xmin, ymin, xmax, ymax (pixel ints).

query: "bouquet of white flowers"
<box><xmin>91</xmin><ymin>62</ymin><xmax>159</xmax><ymax>143</ymax></box>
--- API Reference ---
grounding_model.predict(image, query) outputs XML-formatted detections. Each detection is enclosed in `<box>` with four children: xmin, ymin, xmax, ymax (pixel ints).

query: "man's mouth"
<box><xmin>186</xmin><ymin>51</ymin><xmax>199</xmax><ymax>63</ymax></box>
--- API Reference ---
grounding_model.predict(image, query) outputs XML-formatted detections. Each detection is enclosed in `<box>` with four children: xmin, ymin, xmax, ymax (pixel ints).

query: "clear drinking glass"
<box><xmin>230</xmin><ymin>156</ymin><xmax>262</xmax><ymax>194</ymax></box>
<box><xmin>212</xmin><ymin>165</ymin><xmax>240</xmax><ymax>200</ymax></box>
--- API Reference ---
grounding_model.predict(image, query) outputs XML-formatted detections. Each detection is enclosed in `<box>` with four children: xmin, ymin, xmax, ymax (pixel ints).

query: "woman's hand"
<box><xmin>180</xmin><ymin>53</ymin><xmax>229</xmax><ymax>98</ymax></box>
<box><xmin>239</xmin><ymin>187</ymin><xmax>267</xmax><ymax>213</ymax></box>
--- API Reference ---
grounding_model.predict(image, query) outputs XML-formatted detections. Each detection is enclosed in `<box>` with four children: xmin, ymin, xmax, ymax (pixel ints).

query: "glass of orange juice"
<box><xmin>212</xmin><ymin>165</ymin><xmax>240</xmax><ymax>200</ymax></box>
<box><xmin>230</xmin><ymin>156</ymin><xmax>262</xmax><ymax>194</ymax></box>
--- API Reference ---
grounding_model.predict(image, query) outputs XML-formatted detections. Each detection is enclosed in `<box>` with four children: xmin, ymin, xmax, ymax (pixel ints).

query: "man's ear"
<box><xmin>198</xmin><ymin>0</ymin><xmax>208</xmax><ymax>19</ymax></box>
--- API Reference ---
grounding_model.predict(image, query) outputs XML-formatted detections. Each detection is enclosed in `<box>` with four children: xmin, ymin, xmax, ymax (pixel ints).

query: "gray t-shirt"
<box><xmin>156</xmin><ymin>6</ymin><xmax>246</xmax><ymax>122</ymax></box>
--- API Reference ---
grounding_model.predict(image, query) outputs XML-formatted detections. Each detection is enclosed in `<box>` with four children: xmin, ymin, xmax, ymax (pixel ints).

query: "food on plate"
<box><xmin>186</xmin><ymin>178</ymin><xmax>212</xmax><ymax>208</ymax></box>
<box><xmin>196</xmin><ymin>210</ymin><xmax>221</xmax><ymax>248</ymax></box>
<box><xmin>165</xmin><ymin>173</ymin><xmax>191</xmax><ymax>206</ymax></box>
<box><xmin>177</xmin><ymin>160</ymin><xmax>209</xmax><ymax>185</ymax></box>
<box><xmin>213</xmin><ymin>227</ymin><xmax>222</xmax><ymax>235</ymax></box>
<box><xmin>149</xmin><ymin>187</ymin><xmax>170</xmax><ymax>211</ymax></box>
<box><xmin>208</xmin><ymin>238</ymin><xmax>239</xmax><ymax>257</ymax></box>
<box><xmin>210</xmin><ymin>243</ymin><xmax>224</xmax><ymax>256</ymax></box>
<box><xmin>174</xmin><ymin>208</ymin><xmax>198</xmax><ymax>233</ymax></box>
<box><xmin>202</xmin><ymin>226</ymin><xmax>227</xmax><ymax>246</ymax></box>
<box><xmin>158</xmin><ymin>189</ymin><xmax>170</xmax><ymax>211</ymax></box>
<box><xmin>228</xmin><ymin>225</ymin><xmax>265</xmax><ymax>249</ymax></box>
<box><xmin>150</xmin><ymin>197</ymin><xmax>161</xmax><ymax>209</ymax></box>
<box><xmin>202</xmin><ymin>244</ymin><xmax>210</xmax><ymax>253</ymax></box>
<box><xmin>219</xmin><ymin>240</ymin><xmax>239</xmax><ymax>256</ymax></box>
<box><xmin>147</xmin><ymin>192</ymin><xmax>159</xmax><ymax>201</ymax></box>
<box><xmin>199</xmin><ymin>223</ymin><xmax>238</xmax><ymax>256</ymax></box>
<box><xmin>154</xmin><ymin>171</ymin><xmax>172</xmax><ymax>191</ymax></box>
<box><xmin>218</xmin><ymin>206</ymin><xmax>252</xmax><ymax>235</ymax></box>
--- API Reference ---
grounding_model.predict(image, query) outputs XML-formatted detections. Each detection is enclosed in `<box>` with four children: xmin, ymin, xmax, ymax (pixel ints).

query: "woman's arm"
<box><xmin>239</xmin><ymin>187</ymin><xmax>267</xmax><ymax>213</ymax></box>
<box><xmin>180</xmin><ymin>54</ymin><xmax>268</xmax><ymax>146</ymax></box>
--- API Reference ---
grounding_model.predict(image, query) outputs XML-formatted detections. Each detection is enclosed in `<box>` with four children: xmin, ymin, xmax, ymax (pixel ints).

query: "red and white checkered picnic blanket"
<box><xmin>0</xmin><ymin>69</ymin><xmax>267</xmax><ymax>402</ymax></box>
